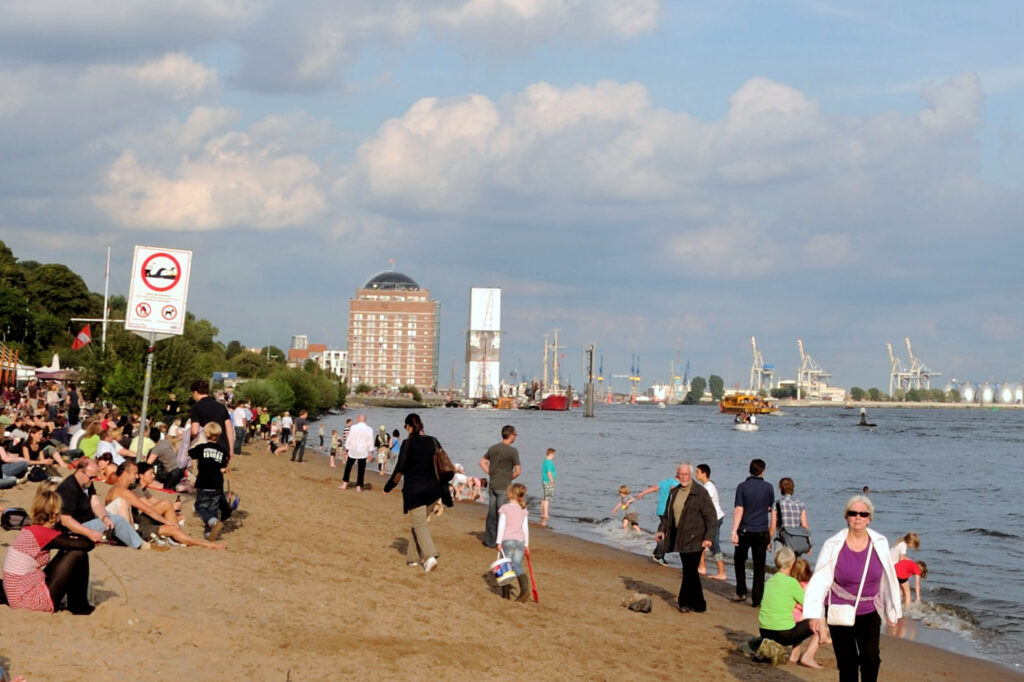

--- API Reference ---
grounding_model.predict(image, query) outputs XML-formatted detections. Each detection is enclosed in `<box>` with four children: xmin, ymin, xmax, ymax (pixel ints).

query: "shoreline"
<box><xmin>1</xmin><ymin>443</ymin><xmax>1020</xmax><ymax>680</ymax></box>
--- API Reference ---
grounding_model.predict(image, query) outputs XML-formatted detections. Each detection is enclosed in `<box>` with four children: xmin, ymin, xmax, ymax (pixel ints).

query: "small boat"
<box><xmin>733</xmin><ymin>422</ymin><xmax>760</xmax><ymax>432</ymax></box>
<box><xmin>719</xmin><ymin>394</ymin><xmax>778</xmax><ymax>415</ymax></box>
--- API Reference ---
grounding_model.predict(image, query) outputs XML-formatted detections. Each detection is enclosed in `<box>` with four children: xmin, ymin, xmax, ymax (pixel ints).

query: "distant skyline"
<box><xmin>1</xmin><ymin>1</ymin><xmax>1021</xmax><ymax>391</ymax></box>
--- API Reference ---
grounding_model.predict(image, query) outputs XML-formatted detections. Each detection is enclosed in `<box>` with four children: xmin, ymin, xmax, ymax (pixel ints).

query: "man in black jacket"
<box><xmin>655</xmin><ymin>463</ymin><xmax>716</xmax><ymax>613</ymax></box>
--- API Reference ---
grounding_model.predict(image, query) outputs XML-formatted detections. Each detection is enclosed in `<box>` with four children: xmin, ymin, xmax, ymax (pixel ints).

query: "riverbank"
<box><xmin>0</xmin><ymin>443</ymin><xmax>1019</xmax><ymax>680</ymax></box>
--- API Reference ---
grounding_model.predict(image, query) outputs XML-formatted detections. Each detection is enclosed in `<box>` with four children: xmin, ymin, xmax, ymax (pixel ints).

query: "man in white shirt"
<box><xmin>231</xmin><ymin>402</ymin><xmax>248</xmax><ymax>455</ymax></box>
<box><xmin>695</xmin><ymin>463</ymin><xmax>728</xmax><ymax>580</ymax></box>
<box><xmin>340</xmin><ymin>414</ymin><xmax>374</xmax><ymax>492</ymax></box>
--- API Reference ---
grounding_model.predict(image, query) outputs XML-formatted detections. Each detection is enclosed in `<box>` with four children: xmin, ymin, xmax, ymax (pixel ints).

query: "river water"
<box><xmin>316</xmin><ymin>404</ymin><xmax>1023</xmax><ymax>672</ymax></box>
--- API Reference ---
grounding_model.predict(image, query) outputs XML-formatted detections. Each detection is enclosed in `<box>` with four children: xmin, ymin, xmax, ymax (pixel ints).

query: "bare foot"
<box><xmin>698</xmin><ymin>568</ymin><xmax>708</xmax><ymax>575</ymax></box>
<box><xmin>799</xmin><ymin>658</ymin><xmax>823</xmax><ymax>669</ymax></box>
<box><xmin>710</xmin><ymin>573</ymin><xmax>728</xmax><ymax>581</ymax></box>
<box><xmin>340</xmin><ymin>482</ymin><xmax>348</xmax><ymax>490</ymax></box>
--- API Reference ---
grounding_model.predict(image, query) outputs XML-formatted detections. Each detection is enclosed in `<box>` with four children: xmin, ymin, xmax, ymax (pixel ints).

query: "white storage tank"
<box><xmin>996</xmin><ymin>382</ymin><xmax>1015</xmax><ymax>404</ymax></box>
<box><xmin>980</xmin><ymin>382</ymin><xmax>995</xmax><ymax>403</ymax></box>
<box><xmin>960</xmin><ymin>383</ymin><xmax>976</xmax><ymax>402</ymax></box>
<box><xmin>1015</xmin><ymin>384</ymin><xmax>1024</xmax><ymax>403</ymax></box>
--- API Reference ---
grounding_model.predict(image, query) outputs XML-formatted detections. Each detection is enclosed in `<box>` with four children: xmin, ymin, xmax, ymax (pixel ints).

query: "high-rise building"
<box><xmin>347</xmin><ymin>271</ymin><xmax>439</xmax><ymax>392</ymax></box>
<box><xmin>290</xmin><ymin>335</ymin><xmax>309</xmax><ymax>350</ymax></box>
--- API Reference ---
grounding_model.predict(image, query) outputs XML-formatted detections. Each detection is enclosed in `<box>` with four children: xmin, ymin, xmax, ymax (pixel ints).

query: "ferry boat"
<box><xmin>719</xmin><ymin>394</ymin><xmax>778</xmax><ymax>415</ymax></box>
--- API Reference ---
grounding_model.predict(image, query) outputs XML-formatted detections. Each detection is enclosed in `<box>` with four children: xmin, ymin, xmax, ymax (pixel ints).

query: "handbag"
<box><xmin>432</xmin><ymin>438</ymin><xmax>456</xmax><ymax>483</ymax></box>
<box><xmin>827</xmin><ymin>542</ymin><xmax>873</xmax><ymax>626</ymax></box>
<box><xmin>779</xmin><ymin>526</ymin><xmax>812</xmax><ymax>555</ymax></box>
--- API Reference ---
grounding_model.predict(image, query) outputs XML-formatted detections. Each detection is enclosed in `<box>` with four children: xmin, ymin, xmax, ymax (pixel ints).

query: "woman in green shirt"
<box><xmin>752</xmin><ymin>546</ymin><xmax>821</xmax><ymax>667</ymax></box>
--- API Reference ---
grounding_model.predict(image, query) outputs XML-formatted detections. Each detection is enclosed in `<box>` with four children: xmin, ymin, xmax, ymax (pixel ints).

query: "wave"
<box><xmin>962</xmin><ymin>528</ymin><xmax>1021</xmax><ymax>540</ymax></box>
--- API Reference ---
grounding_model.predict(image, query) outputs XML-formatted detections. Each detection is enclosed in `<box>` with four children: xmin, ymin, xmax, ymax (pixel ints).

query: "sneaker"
<box><xmin>208</xmin><ymin>520</ymin><xmax>224</xmax><ymax>541</ymax></box>
<box><xmin>406</xmin><ymin>561</ymin><xmax>420</xmax><ymax>567</ymax></box>
<box><xmin>650</xmin><ymin>555</ymin><xmax>668</xmax><ymax>566</ymax></box>
<box><xmin>423</xmin><ymin>556</ymin><xmax>438</xmax><ymax>573</ymax></box>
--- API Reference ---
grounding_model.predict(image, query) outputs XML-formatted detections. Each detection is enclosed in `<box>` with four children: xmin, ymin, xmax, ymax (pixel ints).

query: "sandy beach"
<box><xmin>1</xmin><ymin>443</ymin><xmax>1020</xmax><ymax>682</ymax></box>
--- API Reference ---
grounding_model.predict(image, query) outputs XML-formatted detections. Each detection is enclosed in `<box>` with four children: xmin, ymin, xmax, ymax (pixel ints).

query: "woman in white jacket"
<box><xmin>803</xmin><ymin>495</ymin><xmax>901</xmax><ymax>682</ymax></box>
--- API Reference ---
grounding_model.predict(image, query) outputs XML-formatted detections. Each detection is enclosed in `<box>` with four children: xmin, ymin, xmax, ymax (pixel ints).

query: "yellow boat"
<box><xmin>719</xmin><ymin>394</ymin><xmax>778</xmax><ymax>415</ymax></box>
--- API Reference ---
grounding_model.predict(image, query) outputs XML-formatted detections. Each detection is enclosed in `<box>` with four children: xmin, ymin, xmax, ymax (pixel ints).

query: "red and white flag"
<box><xmin>72</xmin><ymin>324</ymin><xmax>92</xmax><ymax>350</ymax></box>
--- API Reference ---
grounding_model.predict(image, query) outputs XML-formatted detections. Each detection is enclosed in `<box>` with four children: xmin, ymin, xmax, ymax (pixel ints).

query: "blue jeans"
<box><xmin>483</xmin><ymin>486</ymin><xmax>507</xmax><ymax>548</ymax></box>
<box><xmin>2</xmin><ymin>460</ymin><xmax>29</xmax><ymax>479</ymax></box>
<box><xmin>195</xmin><ymin>489</ymin><xmax>227</xmax><ymax>527</ymax></box>
<box><xmin>234</xmin><ymin>426</ymin><xmax>245</xmax><ymax>455</ymax></box>
<box><xmin>709</xmin><ymin>517</ymin><xmax>724</xmax><ymax>562</ymax></box>
<box><xmin>291</xmin><ymin>435</ymin><xmax>306</xmax><ymax>462</ymax></box>
<box><xmin>501</xmin><ymin>539</ymin><xmax>525</xmax><ymax>574</ymax></box>
<box><xmin>84</xmin><ymin>516</ymin><xmax>143</xmax><ymax>549</ymax></box>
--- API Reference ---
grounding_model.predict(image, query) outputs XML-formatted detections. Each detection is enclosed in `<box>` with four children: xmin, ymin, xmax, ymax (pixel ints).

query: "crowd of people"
<box><xmin>2</xmin><ymin>381</ymin><xmax>931</xmax><ymax>680</ymax></box>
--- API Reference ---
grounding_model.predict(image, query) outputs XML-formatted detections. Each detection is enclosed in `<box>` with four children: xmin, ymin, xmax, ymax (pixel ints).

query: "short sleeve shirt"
<box><xmin>777</xmin><ymin>495</ymin><xmax>805</xmax><ymax>528</ymax></box>
<box><xmin>483</xmin><ymin>443</ymin><xmax>520</xmax><ymax>491</ymax></box>
<box><xmin>189</xmin><ymin>397</ymin><xmax>230</xmax><ymax>449</ymax></box>
<box><xmin>734</xmin><ymin>476</ymin><xmax>774</xmax><ymax>532</ymax></box>
<box><xmin>189</xmin><ymin>441</ymin><xmax>230</xmax><ymax>490</ymax></box>
<box><xmin>541</xmin><ymin>459</ymin><xmax>556</xmax><ymax>484</ymax></box>
<box><xmin>56</xmin><ymin>475</ymin><xmax>97</xmax><ymax>525</ymax></box>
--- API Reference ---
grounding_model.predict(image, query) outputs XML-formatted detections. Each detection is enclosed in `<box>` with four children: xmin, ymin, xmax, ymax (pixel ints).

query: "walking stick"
<box><xmin>525</xmin><ymin>547</ymin><xmax>539</xmax><ymax>602</ymax></box>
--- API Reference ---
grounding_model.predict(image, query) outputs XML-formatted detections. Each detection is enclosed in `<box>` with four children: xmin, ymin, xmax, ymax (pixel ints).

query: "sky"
<box><xmin>1</xmin><ymin>0</ymin><xmax>1022</xmax><ymax>392</ymax></box>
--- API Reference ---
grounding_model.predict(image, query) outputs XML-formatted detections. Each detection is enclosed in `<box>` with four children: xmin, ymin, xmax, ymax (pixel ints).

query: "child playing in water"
<box><xmin>891</xmin><ymin>531</ymin><xmax>920</xmax><ymax>563</ymax></box>
<box><xmin>894</xmin><ymin>558</ymin><xmax>928</xmax><ymax>607</ymax></box>
<box><xmin>612</xmin><ymin>485</ymin><xmax>641</xmax><ymax>533</ymax></box>
<box><xmin>495</xmin><ymin>483</ymin><xmax>531</xmax><ymax>602</ymax></box>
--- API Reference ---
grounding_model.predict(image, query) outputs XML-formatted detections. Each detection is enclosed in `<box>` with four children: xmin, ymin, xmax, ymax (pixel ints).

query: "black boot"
<box><xmin>515</xmin><ymin>573</ymin><xmax>531</xmax><ymax>602</ymax></box>
<box><xmin>501</xmin><ymin>584</ymin><xmax>511</xmax><ymax>599</ymax></box>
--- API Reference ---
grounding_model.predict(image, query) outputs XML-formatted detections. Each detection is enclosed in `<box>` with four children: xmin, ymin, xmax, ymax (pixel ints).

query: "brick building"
<box><xmin>346</xmin><ymin>272</ymin><xmax>440</xmax><ymax>391</ymax></box>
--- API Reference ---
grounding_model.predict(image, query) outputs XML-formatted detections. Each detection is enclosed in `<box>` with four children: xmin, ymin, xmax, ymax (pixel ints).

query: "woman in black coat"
<box><xmin>383</xmin><ymin>413</ymin><xmax>452</xmax><ymax>573</ymax></box>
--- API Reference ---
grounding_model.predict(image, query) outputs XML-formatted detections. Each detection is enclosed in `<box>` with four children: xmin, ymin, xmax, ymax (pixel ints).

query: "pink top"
<box><xmin>496</xmin><ymin>502</ymin><xmax>529</xmax><ymax>545</ymax></box>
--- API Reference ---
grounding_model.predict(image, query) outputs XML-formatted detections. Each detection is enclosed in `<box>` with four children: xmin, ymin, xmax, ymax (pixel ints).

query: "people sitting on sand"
<box><xmin>747</xmin><ymin>546</ymin><xmax>822</xmax><ymax>668</ymax></box>
<box><xmin>95</xmin><ymin>452</ymin><xmax>119</xmax><ymax>484</ymax></box>
<box><xmin>450</xmin><ymin>463</ymin><xmax>482</xmax><ymax>501</ymax></box>
<box><xmin>95</xmin><ymin>428</ymin><xmax>135</xmax><ymax>466</ymax></box>
<box><xmin>56</xmin><ymin>458</ymin><xmax>152</xmax><ymax>550</ymax></box>
<box><xmin>1</xmin><ymin>487</ymin><xmax>95</xmax><ymax>614</ymax></box>
<box><xmin>147</xmin><ymin>429</ymin><xmax>185</xmax><ymax>491</ymax></box>
<box><xmin>22</xmin><ymin>425</ymin><xmax>67</xmax><ymax>474</ymax></box>
<box><xmin>104</xmin><ymin>461</ymin><xmax>225</xmax><ymax>550</ymax></box>
<box><xmin>267</xmin><ymin>438</ymin><xmax>290</xmax><ymax>456</ymax></box>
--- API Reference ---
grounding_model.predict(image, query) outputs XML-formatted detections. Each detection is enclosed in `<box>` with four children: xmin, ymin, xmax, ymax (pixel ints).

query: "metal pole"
<box><xmin>584</xmin><ymin>344</ymin><xmax>595</xmax><ymax>418</ymax></box>
<box><xmin>137</xmin><ymin>332</ymin><xmax>156</xmax><ymax>460</ymax></box>
<box><xmin>102</xmin><ymin>246</ymin><xmax>111</xmax><ymax>352</ymax></box>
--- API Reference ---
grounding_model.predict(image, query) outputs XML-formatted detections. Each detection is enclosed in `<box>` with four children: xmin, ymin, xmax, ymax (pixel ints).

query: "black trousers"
<box><xmin>734</xmin><ymin>530</ymin><xmax>770</xmax><ymax>605</ymax></box>
<box><xmin>830</xmin><ymin>609</ymin><xmax>881</xmax><ymax>682</ymax></box>
<box><xmin>342</xmin><ymin>457</ymin><xmax>366</xmax><ymax>488</ymax></box>
<box><xmin>677</xmin><ymin>550</ymin><xmax>707</xmax><ymax>611</ymax></box>
<box><xmin>756</xmin><ymin>620</ymin><xmax>814</xmax><ymax>647</ymax></box>
<box><xmin>44</xmin><ymin>549</ymin><xmax>91</xmax><ymax>613</ymax></box>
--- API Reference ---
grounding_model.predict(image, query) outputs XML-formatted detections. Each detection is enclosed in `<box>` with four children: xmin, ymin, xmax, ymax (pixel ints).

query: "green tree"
<box><xmin>905</xmin><ymin>388</ymin><xmax>921</xmax><ymax>402</ymax></box>
<box><xmin>683</xmin><ymin>376</ymin><xmax>707</xmax><ymax>404</ymax></box>
<box><xmin>708</xmin><ymin>375</ymin><xmax>724</xmax><ymax>401</ymax></box>
<box><xmin>771</xmin><ymin>385</ymin><xmax>797</xmax><ymax>399</ymax></box>
<box><xmin>849</xmin><ymin>387</ymin><xmax>865</xmax><ymax>400</ymax></box>
<box><xmin>337</xmin><ymin>381</ymin><xmax>349</xmax><ymax>407</ymax></box>
<box><xmin>258</xmin><ymin>346</ymin><xmax>286</xmax><ymax>364</ymax></box>
<box><xmin>225</xmin><ymin>340</ymin><xmax>244</xmax><ymax>360</ymax></box>
<box><xmin>355</xmin><ymin>383</ymin><xmax>373</xmax><ymax>394</ymax></box>
<box><xmin>24</xmin><ymin>264</ymin><xmax>92</xmax><ymax>322</ymax></box>
<box><xmin>867</xmin><ymin>387</ymin><xmax>882</xmax><ymax>401</ymax></box>
<box><xmin>948</xmin><ymin>389</ymin><xmax>961</xmax><ymax>403</ymax></box>
<box><xmin>399</xmin><ymin>384</ymin><xmax>423</xmax><ymax>402</ymax></box>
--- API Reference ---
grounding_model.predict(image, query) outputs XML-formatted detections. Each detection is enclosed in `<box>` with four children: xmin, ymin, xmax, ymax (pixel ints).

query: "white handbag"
<box><xmin>827</xmin><ymin>543</ymin><xmax>872</xmax><ymax>627</ymax></box>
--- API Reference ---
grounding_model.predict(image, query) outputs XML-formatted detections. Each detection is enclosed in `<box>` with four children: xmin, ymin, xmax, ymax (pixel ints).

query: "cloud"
<box><xmin>93</xmin><ymin>115</ymin><xmax>327</xmax><ymax>231</ymax></box>
<box><xmin>0</xmin><ymin>0</ymin><xmax>258</xmax><ymax>62</ymax></box>
<box><xmin>233</xmin><ymin>0</ymin><xmax>661</xmax><ymax>91</ymax></box>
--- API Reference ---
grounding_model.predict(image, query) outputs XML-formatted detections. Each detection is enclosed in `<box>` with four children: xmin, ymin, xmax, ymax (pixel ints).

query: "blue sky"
<box><xmin>1</xmin><ymin>0</ymin><xmax>1021</xmax><ymax>392</ymax></box>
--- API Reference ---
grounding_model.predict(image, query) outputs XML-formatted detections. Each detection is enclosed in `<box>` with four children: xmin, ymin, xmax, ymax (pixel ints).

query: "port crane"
<box><xmin>887</xmin><ymin>343</ymin><xmax>912</xmax><ymax>395</ymax></box>
<box><xmin>904</xmin><ymin>338</ymin><xmax>940</xmax><ymax>390</ymax></box>
<box><xmin>796</xmin><ymin>339</ymin><xmax>831</xmax><ymax>399</ymax></box>
<box><xmin>749</xmin><ymin>336</ymin><xmax>775</xmax><ymax>393</ymax></box>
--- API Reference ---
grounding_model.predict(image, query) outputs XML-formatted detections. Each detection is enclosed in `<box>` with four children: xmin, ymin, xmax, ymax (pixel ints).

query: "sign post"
<box><xmin>125</xmin><ymin>246</ymin><xmax>192</xmax><ymax>460</ymax></box>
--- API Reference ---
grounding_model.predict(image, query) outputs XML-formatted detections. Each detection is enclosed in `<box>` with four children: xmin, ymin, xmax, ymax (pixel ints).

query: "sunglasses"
<box><xmin>846</xmin><ymin>510</ymin><xmax>871</xmax><ymax>518</ymax></box>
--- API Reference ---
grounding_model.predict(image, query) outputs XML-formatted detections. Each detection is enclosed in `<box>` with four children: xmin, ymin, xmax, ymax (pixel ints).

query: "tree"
<box><xmin>708</xmin><ymin>375</ymin><xmax>724</xmax><ymax>401</ymax></box>
<box><xmin>771</xmin><ymin>385</ymin><xmax>797</xmax><ymax>399</ymax></box>
<box><xmin>867</xmin><ymin>387</ymin><xmax>882</xmax><ymax>401</ymax></box>
<box><xmin>258</xmin><ymin>346</ymin><xmax>286</xmax><ymax>364</ymax></box>
<box><xmin>355</xmin><ymin>383</ymin><xmax>373</xmax><ymax>394</ymax></box>
<box><xmin>225</xmin><ymin>340</ymin><xmax>244</xmax><ymax>360</ymax></box>
<box><xmin>905</xmin><ymin>388</ymin><xmax>921</xmax><ymax>402</ymax></box>
<box><xmin>849</xmin><ymin>387</ymin><xmax>865</xmax><ymax>400</ymax></box>
<box><xmin>683</xmin><ymin>376</ymin><xmax>707</xmax><ymax>404</ymax></box>
<box><xmin>948</xmin><ymin>389</ymin><xmax>961</xmax><ymax>403</ymax></box>
<box><xmin>399</xmin><ymin>384</ymin><xmax>422</xmax><ymax>402</ymax></box>
<box><xmin>24</xmin><ymin>264</ymin><xmax>92</xmax><ymax>322</ymax></box>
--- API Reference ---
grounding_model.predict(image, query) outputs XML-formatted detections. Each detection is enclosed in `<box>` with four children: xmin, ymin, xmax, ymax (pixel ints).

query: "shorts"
<box><xmin>137</xmin><ymin>514</ymin><xmax>163</xmax><ymax>541</ymax></box>
<box><xmin>898</xmin><ymin>577</ymin><xmax>909</xmax><ymax>585</ymax></box>
<box><xmin>542</xmin><ymin>482</ymin><xmax>555</xmax><ymax>501</ymax></box>
<box><xmin>624</xmin><ymin>511</ymin><xmax>639</xmax><ymax>526</ymax></box>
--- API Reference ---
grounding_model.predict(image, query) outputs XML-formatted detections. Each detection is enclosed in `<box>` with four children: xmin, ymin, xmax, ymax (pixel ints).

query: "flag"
<box><xmin>72</xmin><ymin>324</ymin><xmax>92</xmax><ymax>350</ymax></box>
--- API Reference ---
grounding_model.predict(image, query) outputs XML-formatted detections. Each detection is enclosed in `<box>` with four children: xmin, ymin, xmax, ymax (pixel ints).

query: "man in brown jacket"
<box><xmin>655</xmin><ymin>462</ymin><xmax>716</xmax><ymax>613</ymax></box>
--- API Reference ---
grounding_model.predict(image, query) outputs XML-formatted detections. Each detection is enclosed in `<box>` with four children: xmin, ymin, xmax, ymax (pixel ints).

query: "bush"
<box><xmin>354</xmin><ymin>383</ymin><xmax>373</xmax><ymax>395</ymax></box>
<box><xmin>399</xmin><ymin>384</ymin><xmax>422</xmax><ymax>402</ymax></box>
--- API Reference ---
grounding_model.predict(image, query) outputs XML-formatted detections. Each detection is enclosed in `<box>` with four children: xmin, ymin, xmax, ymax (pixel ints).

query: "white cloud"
<box><xmin>93</xmin><ymin>116</ymin><xmax>327</xmax><ymax>231</ymax></box>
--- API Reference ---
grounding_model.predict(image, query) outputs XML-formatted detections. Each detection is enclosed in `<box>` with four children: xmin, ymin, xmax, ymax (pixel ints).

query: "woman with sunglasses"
<box><xmin>802</xmin><ymin>495</ymin><xmax>901</xmax><ymax>681</ymax></box>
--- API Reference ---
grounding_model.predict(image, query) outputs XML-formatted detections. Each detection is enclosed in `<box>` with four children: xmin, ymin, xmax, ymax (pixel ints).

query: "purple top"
<box><xmin>831</xmin><ymin>542</ymin><xmax>883</xmax><ymax>615</ymax></box>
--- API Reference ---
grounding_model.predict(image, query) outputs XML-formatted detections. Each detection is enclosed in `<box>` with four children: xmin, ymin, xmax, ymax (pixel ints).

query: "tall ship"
<box><xmin>538</xmin><ymin>330</ymin><xmax>570</xmax><ymax>411</ymax></box>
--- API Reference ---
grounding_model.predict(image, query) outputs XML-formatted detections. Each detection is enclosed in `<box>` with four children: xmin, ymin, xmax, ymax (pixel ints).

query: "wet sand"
<box><xmin>1</xmin><ymin>443</ymin><xmax>1020</xmax><ymax>681</ymax></box>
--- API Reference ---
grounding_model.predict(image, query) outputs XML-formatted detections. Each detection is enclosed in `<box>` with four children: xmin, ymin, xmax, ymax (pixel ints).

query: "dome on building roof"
<box><xmin>362</xmin><ymin>271</ymin><xmax>421</xmax><ymax>291</ymax></box>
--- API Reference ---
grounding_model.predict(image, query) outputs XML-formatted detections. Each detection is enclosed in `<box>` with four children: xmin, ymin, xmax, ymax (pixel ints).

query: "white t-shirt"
<box><xmin>232</xmin><ymin>406</ymin><xmax>247</xmax><ymax>428</ymax></box>
<box><xmin>281</xmin><ymin>416</ymin><xmax>293</xmax><ymax>430</ymax></box>
<box><xmin>95</xmin><ymin>440</ymin><xmax>125</xmax><ymax>466</ymax></box>
<box><xmin>701</xmin><ymin>479</ymin><xmax>725</xmax><ymax>520</ymax></box>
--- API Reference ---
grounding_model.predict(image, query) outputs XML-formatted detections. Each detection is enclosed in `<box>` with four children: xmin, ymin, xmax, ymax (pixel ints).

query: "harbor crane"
<box><xmin>887</xmin><ymin>343</ymin><xmax>912</xmax><ymax>395</ymax></box>
<box><xmin>796</xmin><ymin>339</ymin><xmax>831</xmax><ymax>399</ymax></box>
<box><xmin>750</xmin><ymin>336</ymin><xmax>775</xmax><ymax>393</ymax></box>
<box><xmin>905</xmin><ymin>338</ymin><xmax>940</xmax><ymax>390</ymax></box>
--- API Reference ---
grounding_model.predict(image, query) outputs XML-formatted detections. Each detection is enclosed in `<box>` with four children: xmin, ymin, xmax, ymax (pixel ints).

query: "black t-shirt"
<box><xmin>189</xmin><ymin>396</ymin><xmax>230</xmax><ymax>449</ymax></box>
<box><xmin>189</xmin><ymin>441</ymin><xmax>230</xmax><ymax>490</ymax></box>
<box><xmin>164</xmin><ymin>400</ymin><xmax>179</xmax><ymax>416</ymax></box>
<box><xmin>57</xmin><ymin>475</ymin><xmax>97</xmax><ymax>524</ymax></box>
